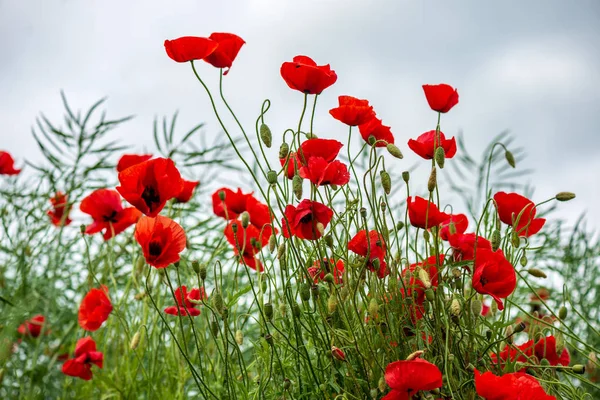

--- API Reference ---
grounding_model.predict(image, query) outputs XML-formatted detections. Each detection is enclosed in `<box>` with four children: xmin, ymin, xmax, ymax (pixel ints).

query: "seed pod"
<box><xmin>241</xmin><ymin>211</ymin><xmax>250</xmax><ymax>228</ymax></box>
<box><xmin>380</xmin><ymin>171</ymin><xmax>391</xmax><ymax>195</ymax></box>
<box><xmin>130</xmin><ymin>330</ymin><xmax>142</xmax><ymax>350</ymax></box>
<box><xmin>527</xmin><ymin>268</ymin><xmax>547</xmax><ymax>278</ymax></box>
<box><xmin>266</xmin><ymin>170</ymin><xmax>277</xmax><ymax>185</ymax></box>
<box><xmin>327</xmin><ymin>295</ymin><xmax>337</xmax><ymax>313</ymax></box>
<box><xmin>555</xmin><ymin>192</ymin><xmax>576</xmax><ymax>202</ymax></box>
<box><xmin>292</xmin><ymin>174</ymin><xmax>303</xmax><ymax>200</ymax></box>
<box><xmin>387</xmin><ymin>143</ymin><xmax>404</xmax><ymax>159</ymax></box>
<box><xmin>451</xmin><ymin>267</ymin><xmax>461</xmax><ymax>279</ymax></box>
<box><xmin>505</xmin><ymin>150</ymin><xmax>516</xmax><ymax>168</ymax></box>
<box><xmin>268</xmin><ymin>234</ymin><xmax>276</xmax><ymax>253</ymax></box>
<box><xmin>402</xmin><ymin>171</ymin><xmax>410</xmax><ymax>183</ymax></box>
<box><xmin>218</xmin><ymin>190</ymin><xmax>226</xmax><ymax>201</ymax></box>
<box><xmin>300</xmin><ymin>283</ymin><xmax>311</xmax><ymax>302</ymax></box>
<box><xmin>360</xmin><ymin>207</ymin><xmax>367</xmax><ymax>219</ymax></box>
<box><xmin>368</xmin><ymin>298</ymin><xmax>379</xmax><ymax>318</ymax></box>
<box><xmin>434</xmin><ymin>146</ymin><xmax>445</xmax><ymax>168</ymax></box>
<box><xmin>380</xmin><ymin>201</ymin><xmax>387</xmax><ymax>212</ymax></box>
<box><xmin>259</xmin><ymin>123</ymin><xmax>272</xmax><ymax>148</ymax></box>
<box><xmin>212</xmin><ymin>292</ymin><xmax>224</xmax><ymax>315</ymax></box>
<box><xmin>491</xmin><ymin>230</ymin><xmax>501</xmax><ymax>251</ymax></box>
<box><xmin>427</xmin><ymin>167</ymin><xmax>437</xmax><ymax>192</ymax></box>
<box><xmin>264</xmin><ymin>303</ymin><xmax>273</xmax><ymax>321</ymax></box>
<box><xmin>471</xmin><ymin>299</ymin><xmax>483</xmax><ymax>316</ymax></box>
<box><xmin>559</xmin><ymin>306</ymin><xmax>568</xmax><ymax>320</ymax></box>
<box><xmin>235</xmin><ymin>329</ymin><xmax>244</xmax><ymax>345</ymax></box>
<box><xmin>79</xmin><ymin>224</ymin><xmax>86</xmax><ymax>235</ymax></box>
<box><xmin>573</xmin><ymin>365</ymin><xmax>586</xmax><ymax>374</ymax></box>
<box><xmin>279</xmin><ymin>142</ymin><xmax>289</xmax><ymax>159</ymax></box>
<box><xmin>199</xmin><ymin>263</ymin><xmax>207</xmax><ymax>280</ymax></box>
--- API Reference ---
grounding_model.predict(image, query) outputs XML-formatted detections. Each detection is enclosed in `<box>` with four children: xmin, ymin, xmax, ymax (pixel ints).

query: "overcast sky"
<box><xmin>1</xmin><ymin>0</ymin><xmax>599</xmax><ymax>230</ymax></box>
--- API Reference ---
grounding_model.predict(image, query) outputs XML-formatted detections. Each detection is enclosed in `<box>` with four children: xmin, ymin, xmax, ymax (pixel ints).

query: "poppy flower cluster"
<box><xmin>164</xmin><ymin>286</ymin><xmax>206</xmax><ymax>317</ymax></box>
<box><xmin>348</xmin><ymin>230</ymin><xmax>388</xmax><ymax>278</ymax></box>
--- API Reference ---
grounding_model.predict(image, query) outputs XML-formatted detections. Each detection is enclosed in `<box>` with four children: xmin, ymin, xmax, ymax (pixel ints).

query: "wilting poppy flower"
<box><xmin>534</xmin><ymin>335</ymin><xmax>570</xmax><ymax>366</ymax></box>
<box><xmin>62</xmin><ymin>337</ymin><xmax>103</xmax><ymax>381</ymax></box>
<box><xmin>176</xmin><ymin>179</ymin><xmax>200</xmax><ymax>203</ymax></box>
<box><xmin>224</xmin><ymin>220</ymin><xmax>273</xmax><ymax>272</ymax></box>
<box><xmin>164</xmin><ymin>286</ymin><xmax>206</xmax><ymax>317</ymax></box>
<box><xmin>308</xmin><ymin>258</ymin><xmax>345</xmax><ymax>284</ymax></box>
<box><xmin>422</xmin><ymin>83</ymin><xmax>459</xmax><ymax>113</ymax></box>
<box><xmin>439</xmin><ymin>213</ymin><xmax>468</xmax><ymax>240</ymax></box>
<box><xmin>383</xmin><ymin>358</ymin><xmax>443</xmax><ymax>400</ymax></box>
<box><xmin>203</xmin><ymin>32</ymin><xmax>245</xmax><ymax>75</ymax></box>
<box><xmin>80</xmin><ymin>189</ymin><xmax>142</xmax><ymax>240</ymax></box>
<box><xmin>280</xmin><ymin>55</ymin><xmax>337</xmax><ymax>95</ymax></box>
<box><xmin>0</xmin><ymin>151</ymin><xmax>21</xmax><ymax>175</ymax></box>
<box><xmin>448</xmin><ymin>233</ymin><xmax>492</xmax><ymax>262</ymax></box>
<box><xmin>348</xmin><ymin>230</ymin><xmax>388</xmax><ymax>278</ymax></box>
<box><xmin>164</xmin><ymin>36</ymin><xmax>218</xmax><ymax>63</ymax></box>
<box><xmin>47</xmin><ymin>192</ymin><xmax>72</xmax><ymax>227</ymax></box>
<box><xmin>331</xmin><ymin>346</ymin><xmax>346</xmax><ymax>361</ymax></box>
<box><xmin>78</xmin><ymin>286</ymin><xmax>113</xmax><ymax>332</ymax></box>
<box><xmin>282</xmin><ymin>200</ymin><xmax>333</xmax><ymax>241</ymax></box>
<box><xmin>358</xmin><ymin>118</ymin><xmax>395</xmax><ymax>147</ymax></box>
<box><xmin>17</xmin><ymin>315</ymin><xmax>46</xmax><ymax>338</ymax></box>
<box><xmin>117</xmin><ymin>157</ymin><xmax>184</xmax><ymax>217</ymax></box>
<box><xmin>474</xmin><ymin>369</ymin><xmax>556</xmax><ymax>400</ymax></box>
<box><xmin>116</xmin><ymin>154</ymin><xmax>152</xmax><ymax>173</ymax></box>
<box><xmin>212</xmin><ymin>187</ymin><xmax>252</xmax><ymax>220</ymax></box>
<box><xmin>494</xmin><ymin>192</ymin><xmax>546</xmax><ymax>237</ymax></box>
<box><xmin>408</xmin><ymin>130</ymin><xmax>457</xmax><ymax>160</ymax></box>
<box><xmin>407</xmin><ymin>196</ymin><xmax>450</xmax><ymax>229</ymax></box>
<box><xmin>134</xmin><ymin>215</ymin><xmax>186</xmax><ymax>268</ymax></box>
<box><xmin>472</xmin><ymin>249</ymin><xmax>516</xmax><ymax>310</ymax></box>
<box><xmin>329</xmin><ymin>96</ymin><xmax>376</xmax><ymax>126</ymax></box>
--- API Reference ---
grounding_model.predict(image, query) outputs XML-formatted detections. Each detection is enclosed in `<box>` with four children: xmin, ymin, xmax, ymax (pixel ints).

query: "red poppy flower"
<box><xmin>116</xmin><ymin>154</ymin><xmax>152</xmax><ymax>173</ymax></box>
<box><xmin>47</xmin><ymin>192</ymin><xmax>72</xmax><ymax>227</ymax></box>
<box><xmin>165</xmin><ymin>286</ymin><xmax>207</xmax><ymax>317</ymax></box>
<box><xmin>117</xmin><ymin>157</ymin><xmax>184</xmax><ymax>217</ymax></box>
<box><xmin>298</xmin><ymin>138</ymin><xmax>344</xmax><ymax>164</ymax></box>
<box><xmin>439</xmin><ymin>213</ymin><xmax>468</xmax><ymax>240</ymax></box>
<box><xmin>164</xmin><ymin>36</ymin><xmax>218</xmax><ymax>63</ymax></box>
<box><xmin>331</xmin><ymin>346</ymin><xmax>346</xmax><ymax>361</ymax></box>
<box><xmin>176</xmin><ymin>179</ymin><xmax>200</xmax><ymax>203</ymax></box>
<box><xmin>280</xmin><ymin>55</ymin><xmax>337</xmax><ymax>95</ymax></box>
<box><xmin>383</xmin><ymin>358</ymin><xmax>443</xmax><ymax>400</ymax></box>
<box><xmin>358</xmin><ymin>118</ymin><xmax>395</xmax><ymax>147</ymax></box>
<box><xmin>17</xmin><ymin>315</ymin><xmax>46</xmax><ymax>338</ymax></box>
<box><xmin>245</xmin><ymin>195</ymin><xmax>274</xmax><ymax>228</ymax></box>
<box><xmin>448</xmin><ymin>233</ymin><xmax>492</xmax><ymax>262</ymax></box>
<box><xmin>494</xmin><ymin>192</ymin><xmax>546</xmax><ymax>237</ymax></box>
<box><xmin>407</xmin><ymin>130</ymin><xmax>457</xmax><ymax>160</ymax></box>
<box><xmin>0</xmin><ymin>151</ymin><xmax>21</xmax><ymax>175</ymax></box>
<box><xmin>203</xmin><ymin>32</ymin><xmax>245</xmax><ymax>75</ymax></box>
<box><xmin>472</xmin><ymin>249</ymin><xmax>516</xmax><ymax>310</ymax></box>
<box><xmin>212</xmin><ymin>187</ymin><xmax>252</xmax><ymax>220</ymax></box>
<box><xmin>78</xmin><ymin>286</ymin><xmax>113</xmax><ymax>332</ymax></box>
<box><xmin>80</xmin><ymin>189</ymin><xmax>142</xmax><ymax>240</ymax></box>
<box><xmin>134</xmin><ymin>215</ymin><xmax>187</xmax><ymax>269</ymax></box>
<box><xmin>474</xmin><ymin>369</ymin><xmax>556</xmax><ymax>400</ymax></box>
<box><xmin>224</xmin><ymin>220</ymin><xmax>273</xmax><ymax>272</ymax></box>
<box><xmin>280</xmin><ymin>152</ymin><xmax>301</xmax><ymax>179</ymax></box>
<box><xmin>422</xmin><ymin>83</ymin><xmax>459</xmax><ymax>113</ymax></box>
<box><xmin>308</xmin><ymin>258</ymin><xmax>344</xmax><ymax>284</ymax></box>
<box><xmin>329</xmin><ymin>96</ymin><xmax>376</xmax><ymax>126</ymax></box>
<box><xmin>282</xmin><ymin>200</ymin><xmax>333</xmax><ymax>241</ymax></box>
<box><xmin>348</xmin><ymin>230</ymin><xmax>389</xmax><ymax>278</ymax></box>
<box><xmin>534</xmin><ymin>335</ymin><xmax>570</xmax><ymax>366</ymax></box>
<box><xmin>407</xmin><ymin>196</ymin><xmax>450</xmax><ymax>229</ymax></box>
<box><xmin>62</xmin><ymin>337</ymin><xmax>103</xmax><ymax>381</ymax></box>
<box><xmin>299</xmin><ymin>158</ymin><xmax>350</xmax><ymax>186</ymax></box>
<box><xmin>491</xmin><ymin>340</ymin><xmax>534</xmax><ymax>366</ymax></box>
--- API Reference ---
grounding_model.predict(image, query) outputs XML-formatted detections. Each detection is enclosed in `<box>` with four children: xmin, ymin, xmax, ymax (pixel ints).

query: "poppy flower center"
<box><xmin>149</xmin><ymin>241</ymin><xmax>162</xmax><ymax>257</ymax></box>
<box><xmin>480</xmin><ymin>277</ymin><xmax>489</xmax><ymax>286</ymax></box>
<box><xmin>102</xmin><ymin>210</ymin><xmax>118</xmax><ymax>223</ymax></box>
<box><xmin>299</xmin><ymin>213</ymin><xmax>313</xmax><ymax>224</ymax></box>
<box><xmin>141</xmin><ymin>186</ymin><xmax>161</xmax><ymax>210</ymax></box>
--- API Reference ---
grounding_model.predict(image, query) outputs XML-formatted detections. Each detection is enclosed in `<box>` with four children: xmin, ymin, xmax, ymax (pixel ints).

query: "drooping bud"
<box><xmin>130</xmin><ymin>330</ymin><xmax>142</xmax><ymax>350</ymax></box>
<box><xmin>378</xmin><ymin>377</ymin><xmax>386</xmax><ymax>393</ymax></box>
<box><xmin>279</xmin><ymin>143</ymin><xmax>289</xmax><ymax>159</ymax></box>
<box><xmin>505</xmin><ymin>325</ymin><xmax>514</xmax><ymax>344</ymax></box>
<box><xmin>300</xmin><ymin>283</ymin><xmax>311</xmax><ymax>302</ymax></box>
<box><xmin>324</xmin><ymin>234</ymin><xmax>333</xmax><ymax>248</ymax></box>
<box><xmin>241</xmin><ymin>211</ymin><xmax>250</xmax><ymax>228</ymax></box>
<box><xmin>199</xmin><ymin>263</ymin><xmax>207</xmax><ymax>280</ymax></box>
<box><xmin>427</xmin><ymin>167</ymin><xmax>437</xmax><ymax>192</ymax></box>
<box><xmin>266</xmin><ymin>170</ymin><xmax>277</xmax><ymax>185</ymax></box>
<box><xmin>264</xmin><ymin>303</ymin><xmax>273</xmax><ymax>321</ymax></box>
<box><xmin>434</xmin><ymin>146</ymin><xmax>446</xmax><ymax>168</ymax></box>
<box><xmin>212</xmin><ymin>292</ymin><xmax>224</xmax><ymax>315</ymax></box>
<box><xmin>331</xmin><ymin>346</ymin><xmax>346</xmax><ymax>361</ymax></box>
<box><xmin>402</xmin><ymin>171</ymin><xmax>410</xmax><ymax>183</ymax></box>
<box><xmin>268</xmin><ymin>234</ymin><xmax>276</xmax><ymax>253</ymax></box>
<box><xmin>235</xmin><ymin>329</ymin><xmax>244</xmax><ymax>345</ymax></box>
<box><xmin>292</xmin><ymin>174</ymin><xmax>303</xmax><ymax>200</ymax></box>
<box><xmin>305</xmin><ymin>132</ymin><xmax>317</xmax><ymax>139</ymax></box>
<box><xmin>259</xmin><ymin>123</ymin><xmax>272</xmax><ymax>148</ymax></box>
<box><xmin>520</xmin><ymin>254</ymin><xmax>528</xmax><ymax>267</ymax></box>
<box><xmin>368</xmin><ymin>135</ymin><xmax>376</xmax><ymax>146</ymax></box>
<box><xmin>387</xmin><ymin>143</ymin><xmax>404</xmax><ymax>159</ymax></box>
<box><xmin>573</xmin><ymin>365</ymin><xmax>586</xmax><ymax>374</ymax></box>
<box><xmin>559</xmin><ymin>306</ymin><xmax>568</xmax><ymax>320</ymax></box>
<box><xmin>555</xmin><ymin>192</ymin><xmax>576</xmax><ymax>202</ymax></box>
<box><xmin>396</xmin><ymin>221</ymin><xmax>405</xmax><ymax>231</ymax></box>
<box><xmin>417</xmin><ymin>268</ymin><xmax>432</xmax><ymax>289</ymax></box>
<box><xmin>491</xmin><ymin>230</ymin><xmax>501</xmax><ymax>251</ymax></box>
<box><xmin>406</xmin><ymin>350</ymin><xmax>424</xmax><ymax>361</ymax></box>
<box><xmin>527</xmin><ymin>268</ymin><xmax>547</xmax><ymax>278</ymax></box>
<box><xmin>380</xmin><ymin>170</ymin><xmax>391</xmax><ymax>195</ymax></box>
<box><xmin>450</xmin><ymin>298</ymin><xmax>461</xmax><ymax>317</ymax></box>
<box><xmin>368</xmin><ymin>298</ymin><xmax>379</xmax><ymax>318</ymax></box>
<box><xmin>505</xmin><ymin>150</ymin><xmax>516</xmax><ymax>168</ymax></box>
<box><xmin>277</xmin><ymin>243</ymin><xmax>286</xmax><ymax>259</ymax></box>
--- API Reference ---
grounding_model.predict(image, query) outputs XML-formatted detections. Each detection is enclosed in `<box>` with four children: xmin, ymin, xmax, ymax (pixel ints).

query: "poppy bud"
<box><xmin>555</xmin><ymin>192</ymin><xmax>576</xmax><ymax>202</ymax></box>
<box><xmin>266</xmin><ymin>170</ymin><xmax>277</xmax><ymax>185</ymax></box>
<box><xmin>368</xmin><ymin>135</ymin><xmax>376</xmax><ymax>145</ymax></box>
<box><xmin>331</xmin><ymin>346</ymin><xmax>346</xmax><ymax>361</ymax></box>
<box><xmin>211</xmin><ymin>319</ymin><xmax>219</xmax><ymax>337</ymax></box>
<box><xmin>130</xmin><ymin>330</ymin><xmax>142</xmax><ymax>350</ymax></box>
<box><xmin>324</xmin><ymin>233</ymin><xmax>333</xmax><ymax>248</ymax></box>
<box><xmin>573</xmin><ymin>364</ymin><xmax>586</xmax><ymax>374</ymax></box>
<box><xmin>586</xmin><ymin>352</ymin><xmax>597</xmax><ymax>375</ymax></box>
<box><xmin>279</xmin><ymin>143</ymin><xmax>289</xmax><ymax>159</ymax></box>
<box><xmin>134</xmin><ymin>292</ymin><xmax>146</xmax><ymax>300</ymax></box>
<box><xmin>136</xmin><ymin>257</ymin><xmax>146</xmax><ymax>275</ymax></box>
<box><xmin>435</xmin><ymin>146</ymin><xmax>446</xmax><ymax>168</ymax></box>
<box><xmin>425</xmin><ymin>288</ymin><xmax>435</xmax><ymax>302</ymax></box>
<box><xmin>340</xmin><ymin>286</ymin><xmax>349</xmax><ymax>301</ymax></box>
<box><xmin>330</xmin><ymin>183</ymin><xmax>338</xmax><ymax>190</ymax></box>
<box><xmin>505</xmin><ymin>325</ymin><xmax>514</xmax><ymax>344</ymax></box>
<box><xmin>380</xmin><ymin>201</ymin><xmax>387</xmax><ymax>212</ymax></box>
<box><xmin>231</xmin><ymin>222</ymin><xmax>238</xmax><ymax>234</ymax></box>
<box><xmin>292</xmin><ymin>302</ymin><xmax>301</xmax><ymax>318</ymax></box>
<box><xmin>199</xmin><ymin>263</ymin><xmax>207</xmax><ymax>280</ymax></box>
<box><xmin>264</xmin><ymin>303</ymin><xmax>273</xmax><ymax>321</ymax></box>
<box><xmin>491</xmin><ymin>301</ymin><xmax>498</xmax><ymax>315</ymax></box>
<box><xmin>292</xmin><ymin>174</ymin><xmax>303</xmax><ymax>200</ymax></box>
<box><xmin>283</xmin><ymin>378</ymin><xmax>291</xmax><ymax>390</ymax></box>
<box><xmin>378</xmin><ymin>377</ymin><xmax>386</xmax><ymax>393</ymax></box>
<box><xmin>471</xmin><ymin>299</ymin><xmax>483</xmax><ymax>316</ymax></box>
<box><xmin>559</xmin><ymin>306</ymin><xmax>568</xmax><ymax>320</ymax></box>
<box><xmin>417</xmin><ymin>268</ymin><xmax>432</xmax><ymax>289</ymax></box>
<box><xmin>387</xmin><ymin>143</ymin><xmax>404</xmax><ymax>159</ymax></box>
<box><xmin>450</xmin><ymin>298</ymin><xmax>461</xmax><ymax>317</ymax></box>
<box><xmin>486</xmin><ymin>330</ymin><xmax>492</xmax><ymax>341</ymax></box>
<box><xmin>360</xmin><ymin>207</ymin><xmax>367</xmax><ymax>219</ymax></box>
<box><xmin>514</xmin><ymin>321</ymin><xmax>527</xmax><ymax>333</ymax></box>
<box><xmin>371</xmin><ymin>258</ymin><xmax>381</xmax><ymax>270</ymax></box>
<box><xmin>406</xmin><ymin>350</ymin><xmax>424</xmax><ymax>361</ymax></box>
<box><xmin>241</xmin><ymin>211</ymin><xmax>250</xmax><ymax>228</ymax></box>
<box><xmin>527</xmin><ymin>268</ymin><xmax>547</xmax><ymax>278</ymax></box>
<box><xmin>380</xmin><ymin>171</ymin><xmax>391</xmax><ymax>195</ymax></box>
<box><xmin>369</xmin><ymin>389</ymin><xmax>378</xmax><ymax>399</ymax></box>
<box><xmin>212</xmin><ymin>292</ymin><xmax>224</xmax><ymax>315</ymax></box>
<box><xmin>316</xmin><ymin>222</ymin><xmax>325</xmax><ymax>237</ymax></box>
<box><xmin>267</xmin><ymin>234</ymin><xmax>276</xmax><ymax>254</ymax></box>
<box><xmin>218</xmin><ymin>190</ymin><xmax>226</xmax><ymax>201</ymax></box>
<box><xmin>396</xmin><ymin>221</ymin><xmax>405</xmax><ymax>231</ymax></box>
<box><xmin>555</xmin><ymin>332</ymin><xmax>565</xmax><ymax>354</ymax></box>
<box><xmin>311</xmin><ymin>284</ymin><xmax>320</xmax><ymax>301</ymax></box>
<box><xmin>368</xmin><ymin>298</ymin><xmax>379</xmax><ymax>318</ymax></box>
<box><xmin>264</xmin><ymin>333</ymin><xmax>273</xmax><ymax>346</ymax></box>
<box><xmin>402</xmin><ymin>171</ymin><xmax>410</xmax><ymax>183</ymax></box>
<box><xmin>423</xmin><ymin>229</ymin><xmax>430</xmax><ymax>242</ymax></box>
<box><xmin>505</xmin><ymin>150</ymin><xmax>516</xmax><ymax>168</ymax></box>
<box><xmin>520</xmin><ymin>254</ymin><xmax>528</xmax><ymax>267</ymax></box>
<box><xmin>427</xmin><ymin>167</ymin><xmax>437</xmax><ymax>192</ymax></box>
<box><xmin>300</xmin><ymin>283</ymin><xmax>311</xmax><ymax>302</ymax></box>
<box><xmin>327</xmin><ymin>295</ymin><xmax>337</xmax><ymax>313</ymax></box>
<box><xmin>259</xmin><ymin>123</ymin><xmax>272</xmax><ymax>148</ymax></box>
<box><xmin>235</xmin><ymin>329</ymin><xmax>244</xmax><ymax>345</ymax></box>
<box><xmin>451</xmin><ymin>267</ymin><xmax>461</xmax><ymax>279</ymax></box>
<box><xmin>79</xmin><ymin>224</ymin><xmax>86</xmax><ymax>235</ymax></box>
<box><xmin>277</xmin><ymin>243</ymin><xmax>286</xmax><ymax>259</ymax></box>
<box><xmin>305</xmin><ymin>132</ymin><xmax>318</xmax><ymax>139</ymax></box>
<box><xmin>511</xmin><ymin>231</ymin><xmax>520</xmax><ymax>248</ymax></box>
<box><xmin>491</xmin><ymin>230</ymin><xmax>501</xmax><ymax>251</ymax></box>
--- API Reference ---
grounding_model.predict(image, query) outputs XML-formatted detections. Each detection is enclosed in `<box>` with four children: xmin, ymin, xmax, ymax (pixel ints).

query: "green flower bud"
<box><xmin>387</xmin><ymin>143</ymin><xmax>404</xmax><ymax>159</ymax></box>
<box><xmin>199</xmin><ymin>263</ymin><xmax>207</xmax><ymax>280</ymax></box>
<box><xmin>360</xmin><ymin>207</ymin><xmax>367</xmax><ymax>219</ymax></box>
<box><xmin>327</xmin><ymin>295</ymin><xmax>337</xmax><ymax>314</ymax></box>
<box><xmin>505</xmin><ymin>150</ymin><xmax>516</xmax><ymax>168</ymax></box>
<box><xmin>491</xmin><ymin>230</ymin><xmax>501</xmax><ymax>251</ymax></box>
<box><xmin>514</xmin><ymin>321</ymin><xmax>527</xmax><ymax>333</ymax></box>
<box><xmin>130</xmin><ymin>330</ymin><xmax>142</xmax><ymax>350</ymax></box>
<box><xmin>218</xmin><ymin>190</ymin><xmax>226</xmax><ymax>201</ymax></box>
<box><xmin>396</xmin><ymin>221</ymin><xmax>405</xmax><ymax>231</ymax></box>
<box><xmin>573</xmin><ymin>364</ymin><xmax>586</xmax><ymax>374</ymax></box>
<box><xmin>506</xmin><ymin>325</ymin><xmax>514</xmax><ymax>344</ymax></box>
<box><xmin>264</xmin><ymin>303</ymin><xmax>273</xmax><ymax>321</ymax></box>
<box><xmin>520</xmin><ymin>254</ymin><xmax>528</xmax><ymax>267</ymax></box>
<box><xmin>527</xmin><ymin>268</ymin><xmax>547</xmax><ymax>278</ymax></box>
<box><xmin>268</xmin><ymin>234</ymin><xmax>276</xmax><ymax>253</ymax></box>
<box><xmin>212</xmin><ymin>292</ymin><xmax>224</xmax><ymax>315</ymax></box>
<box><xmin>79</xmin><ymin>224</ymin><xmax>86</xmax><ymax>235</ymax></box>
<box><xmin>435</xmin><ymin>146</ymin><xmax>445</xmax><ymax>168</ymax></box>
<box><xmin>277</xmin><ymin>243</ymin><xmax>286</xmax><ymax>259</ymax></box>
<box><xmin>259</xmin><ymin>123</ymin><xmax>272</xmax><ymax>148</ymax></box>
<box><xmin>402</xmin><ymin>171</ymin><xmax>410</xmax><ymax>183</ymax></box>
<box><xmin>292</xmin><ymin>302</ymin><xmax>301</xmax><ymax>318</ymax></box>
<box><xmin>368</xmin><ymin>135</ymin><xmax>376</xmax><ymax>145</ymax></box>
<box><xmin>511</xmin><ymin>231</ymin><xmax>520</xmax><ymax>248</ymax></box>
<box><xmin>311</xmin><ymin>284</ymin><xmax>319</xmax><ymax>300</ymax></box>
<box><xmin>380</xmin><ymin>170</ymin><xmax>391</xmax><ymax>195</ymax></box>
<box><xmin>241</xmin><ymin>211</ymin><xmax>250</xmax><ymax>228</ymax></box>
<box><xmin>211</xmin><ymin>319</ymin><xmax>219</xmax><ymax>337</ymax></box>
<box><xmin>324</xmin><ymin>233</ymin><xmax>333</xmax><ymax>248</ymax></box>
<box><xmin>559</xmin><ymin>306</ymin><xmax>568</xmax><ymax>320</ymax></box>
<box><xmin>279</xmin><ymin>143</ymin><xmax>289</xmax><ymax>159</ymax></box>
<box><xmin>471</xmin><ymin>299</ymin><xmax>483</xmax><ymax>316</ymax></box>
<box><xmin>266</xmin><ymin>170</ymin><xmax>277</xmax><ymax>185</ymax></box>
<box><xmin>555</xmin><ymin>192</ymin><xmax>576</xmax><ymax>202</ymax></box>
<box><xmin>235</xmin><ymin>329</ymin><xmax>244</xmax><ymax>345</ymax></box>
<box><xmin>427</xmin><ymin>167</ymin><xmax>437</xmax><ymax>192</ymax></box>
<box><xmin>450</xmin><ymin>298</ymin><xmax>461</xmax><ymax>317</ymax></box>
<box><xmin>368</xmin><ymin>298</ymin><xmax>379</xmax><ymax>318</ymax></box>
<box><xmin>292</xmin><ymin>174</ymin><xmax>303</xmax><ymax>200</ymax></box>
<box><xmin>425</xmin><ymin>288</ymin><xmax>435</xmax><ymax>302</ymax></box>
<box><xmin>300</xmin><ymin>283</ymin><xmax>311</xmax><ymax>302</ymax></box>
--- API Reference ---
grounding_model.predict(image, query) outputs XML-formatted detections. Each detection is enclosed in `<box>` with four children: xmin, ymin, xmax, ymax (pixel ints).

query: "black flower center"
<box><xmin>149</xmin><ymin>241</ymin><xmax>162</xmax><ymax>257</ymax></box>
<box><xmin>299</xmin><ymin>213</ymin><xmax>313</xmax><ymax>224</ymax></box>
<box><xmin>102</xmin><ymin>210</ymin><xmax>118</xmax><ymax>223</ymax></box>
<box><xmin>480</xmin><ymin>277</ymin><xmax>489</xmax><ymax>286</ymax></box>
<box><xmin>141</xmin><ymin>186</ymin><xmax>160</xmax><ymax>210</ymax></box>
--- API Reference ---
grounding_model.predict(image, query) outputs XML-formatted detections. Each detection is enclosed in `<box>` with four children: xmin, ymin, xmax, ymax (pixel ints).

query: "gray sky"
<box><xmin>1</xmin><ymin>0</ymin><xmax>599</xmax><ymax>229</ymax></box>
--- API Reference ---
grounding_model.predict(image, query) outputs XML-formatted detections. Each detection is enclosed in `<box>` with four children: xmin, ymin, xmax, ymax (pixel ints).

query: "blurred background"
<box><xmin>1</xmin><ymin>0</ymin><xmax>599</xmax><ymax>228</ymax></box>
